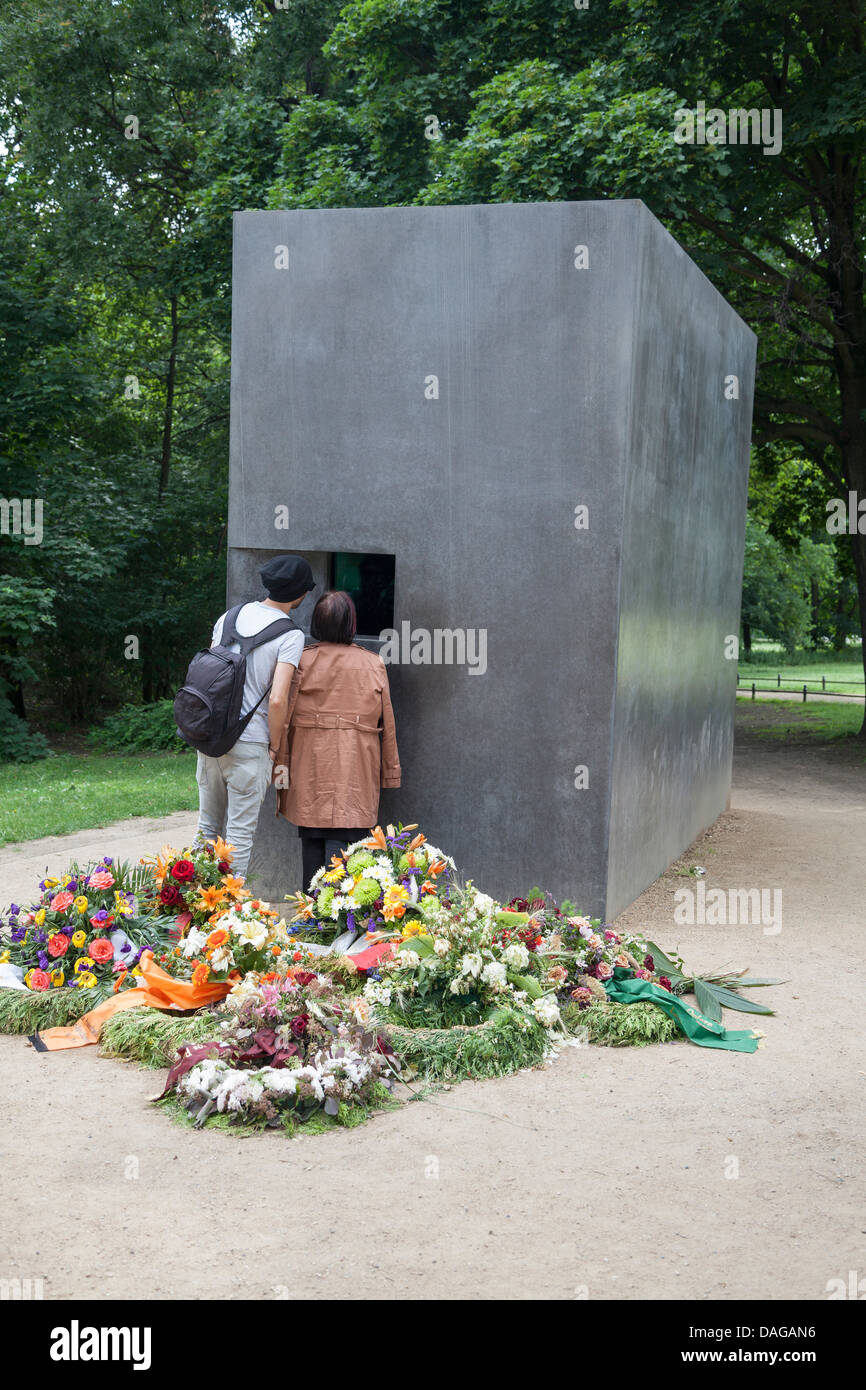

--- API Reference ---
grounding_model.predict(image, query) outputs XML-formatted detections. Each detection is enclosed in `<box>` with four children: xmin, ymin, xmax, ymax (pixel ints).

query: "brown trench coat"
<box><xmin>274</xmin><ymin>641</ymin><xmax>401</xmax><ymax>829</ymax></box>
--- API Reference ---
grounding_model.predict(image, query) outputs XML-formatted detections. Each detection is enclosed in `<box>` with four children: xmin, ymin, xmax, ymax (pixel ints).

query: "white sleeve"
<box><xmin>212</xmin><ymin>613</ymin><xmax>226</xmax><ymax>646</ymax></box>
<box><xmin>277</xmin><ymin>629</ymin><xmax>305</xmax><ymax>668</ymax></box>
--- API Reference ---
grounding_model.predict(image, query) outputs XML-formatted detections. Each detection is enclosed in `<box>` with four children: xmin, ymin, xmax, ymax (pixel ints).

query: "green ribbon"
<box><xmin>603</xmin><ymin>968</ymin><xmax>762</xmax><ymax>1053</ymax></box>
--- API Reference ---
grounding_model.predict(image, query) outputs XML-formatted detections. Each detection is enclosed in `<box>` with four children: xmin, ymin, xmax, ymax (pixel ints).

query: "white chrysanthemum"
<box><xmin>533</xmin><ymin>996</ymin><xmax>561</xmax><ymax>1028</ymax></box>
<box><xmin>502</xmin><ymin>942</ymin><xmax>530</xmax><ymax>969</ymax></box>
<box><xmin>180</xmin><ymin>927</ymin><xmax>208</xmax><ymax>959</ymax></box>
<box><xmin>210</xmin><ymin>944</ymin><xmax>235</xmax><ymax>972</ymax></box>
<box><xmin>481</xmin><ymin>960</ymin><xmax>507</xmax><ymax>987</ymax></box>
<box><xmin>363</xmin><ymin>979</ymin><xmax>392</xmax><ymax>1007</ymax></box>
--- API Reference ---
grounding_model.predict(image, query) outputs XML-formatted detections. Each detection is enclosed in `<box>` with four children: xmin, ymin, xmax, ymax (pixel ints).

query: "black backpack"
<box><xmin>174</xmin><ymin>603</ymin><xmax>299</xmax><ymax>757</ymax></box>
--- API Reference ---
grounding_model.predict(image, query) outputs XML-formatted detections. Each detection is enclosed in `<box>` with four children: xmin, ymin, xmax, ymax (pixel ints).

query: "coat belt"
<box><xmin>292</xmin><ymin>713</ymin><xmax>380</xmax><ymax>733</ymax></box>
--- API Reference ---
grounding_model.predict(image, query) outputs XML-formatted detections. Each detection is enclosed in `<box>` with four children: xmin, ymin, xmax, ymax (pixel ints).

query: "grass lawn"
<box><xmin>737</xmin><ymin>659</ymin><xmax>864</xmax><ymax>696</ymax></box>
<box><xmin>0</xmin><ymin>750</ymin><xmax>197</xmax><ymax>845</ymax></box>
<box><xmin>736</xmin><ymin>696</ymin><xmax>866</xmax><ymax>742</ymax></box>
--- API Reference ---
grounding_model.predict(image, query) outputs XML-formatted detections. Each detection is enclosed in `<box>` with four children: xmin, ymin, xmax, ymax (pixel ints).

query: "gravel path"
<box><xmin>1</xmin><ymin>732</ymin><xmax>863</xmax><ymax>1301</ymax></box>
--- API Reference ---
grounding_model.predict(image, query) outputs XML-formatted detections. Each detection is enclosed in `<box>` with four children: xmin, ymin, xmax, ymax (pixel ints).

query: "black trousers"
<box><xmin>298</xmin><ymin>826</ymin><xmax>370</xmax><ymax>892</ymax></box>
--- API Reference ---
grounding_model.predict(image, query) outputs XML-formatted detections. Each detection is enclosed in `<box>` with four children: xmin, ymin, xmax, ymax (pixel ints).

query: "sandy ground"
<box><xmin>1</xmin><ymin>724</ymin><xmax>864</xmax><ymax>1302</ymax></box>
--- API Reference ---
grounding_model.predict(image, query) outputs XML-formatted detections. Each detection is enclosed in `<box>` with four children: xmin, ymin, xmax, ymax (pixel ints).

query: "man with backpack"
<box><xmin>174</xmin><ymin>555</ymin><xmax>315</xmax><ymax>880</ymax></box>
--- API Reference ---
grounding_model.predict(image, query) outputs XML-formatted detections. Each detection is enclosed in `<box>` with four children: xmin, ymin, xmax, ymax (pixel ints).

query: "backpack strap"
<box><xmin>220</xmin><ymin>604</ymin><xmax>298</xmax><ymax>655</ymax></box>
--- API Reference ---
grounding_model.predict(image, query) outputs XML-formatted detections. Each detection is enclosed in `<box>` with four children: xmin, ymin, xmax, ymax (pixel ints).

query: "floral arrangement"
<box><xmin>139</xmin><ymin>837</ymin><xmax>249</xmax><ymax>934</ymax></box>
<box><xmin>163</xmin><ymin>966</ymin><xmax>398</xmax><ymax>1129</ymax></box>
<box><xmin>287</xmin><ymin>823</ymin><xmax>455</xmax><ymax>943</ymax></box>
<box><xmin>362</xmin><ymin>882</ymin><xmax>566</xmax><ymax>1031</ymax></box>
<box><xmin>155</xmin><ymin>898</ymin><xmax>292</xmax><ymax>987</ymax></box>
<box><xmin>0</xmin><ymin>857</ymin><xmax>166</xmax><ymax>993</ymax></box>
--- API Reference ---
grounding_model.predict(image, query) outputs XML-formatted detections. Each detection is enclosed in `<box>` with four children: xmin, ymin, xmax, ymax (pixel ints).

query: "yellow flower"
<box><xmin>73</xmin><ymin>896</ymin><xmax>88</xmax><ymax>914</ymax></box>
<box><xmin>34</xmin><ymin>909</ymin><xmax>46</xmax><ymax>926</ymax></box>
<box><xmin>43</xmin><ymin>878</ymin><xmax>59</xmax><ymax>890</ymax></box>
<box><xmin>401</xmin><ymin>920</ymin><xmax>430</xmax><ymax>939</ymax></box>
<box><xmin>71</xmin><ymin>930</ymin><xmax>86</xmax><ymax>948</ymax></box>
<box><xmin>74</xmin><ymin>956</ymin><xmax>94</xmax><ymax>974</ymax></box>
<box><xmin>0</xmin><ymin>950</ymin><xmax>9</xmax><ymax>964</ymax></box>
<box><xmin>322</xmin><ymin>867</ymin><xmax>345</xmax><ymax>884</ymax></box>
<box><xmin>77</xmin><ymin>971</ymin><xmax>97</xmax><ymax>989</ymax></box>
<box><xmin>131</xmin><ymin>966</ymin><xmax>142</xmax><ymax>977</ymax></box>
<box><xmin>51</xmin><ymin>969</ymin><xmax>65</xmax><ymax>988</ymax></box>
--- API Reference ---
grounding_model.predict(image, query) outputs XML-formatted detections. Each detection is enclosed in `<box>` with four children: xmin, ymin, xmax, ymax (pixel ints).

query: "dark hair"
<box><xmin>311</xmin><ymin>590</ymin><xmax>357</xmax><ymax>644</ymax></box>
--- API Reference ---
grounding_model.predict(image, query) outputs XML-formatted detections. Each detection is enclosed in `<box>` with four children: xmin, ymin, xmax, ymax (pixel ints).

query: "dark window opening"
<box><xmin>329</xmin><ymin>552</ymin><xmax>395</xmax><ymax>639</ymax></box>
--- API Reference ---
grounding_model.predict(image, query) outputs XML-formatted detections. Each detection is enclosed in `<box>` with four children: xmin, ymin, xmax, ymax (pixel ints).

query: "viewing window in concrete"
<box><xmin>330</xmin><ymin>551</ymin><xmax>395</xmax><ymax>638</ymax></box>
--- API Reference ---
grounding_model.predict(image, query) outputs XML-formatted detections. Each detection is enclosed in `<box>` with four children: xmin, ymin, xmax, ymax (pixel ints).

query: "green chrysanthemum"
<box><xmin>346</xmin><ymin>850</ymin><xmax>375</xmax><ymax>876</ymax></box>
<box><xmin>316</xmin><ymin>885</ymin><xmax>337</xmax><ymax>918</ymax></box>
<box><xmin>398</xmin><ymin>851</ymin><xmax>428</xmax><ymax>875</ymax></box>
<box><xmin>351</xmin><ymin>877</ymin><xmax>381</xmax><ymax>907</ymax></box>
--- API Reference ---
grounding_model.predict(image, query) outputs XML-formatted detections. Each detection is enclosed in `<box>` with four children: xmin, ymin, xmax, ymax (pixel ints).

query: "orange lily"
<box><xmin>221</xmin><ymin>875</ymin><xmax>247</xmax><ymax>901</ymax></box>
<box><xmin>427</xmin><ymin>858</ymin><xmax>446</xmax><ymax>877</ymax></box>
<box><xmin>407</xmin><ymin>833</ymin><xmax>427</xmax><ymax>852</ymax></box>
<box><xmin>208</xmin><ymin>835</ymin><xmax>236</xmax><ymax>863</ymax></box>
<box><xmin>364</xmin><ymin>826</ymin><xmax>388</xmax><ymax>851</ymax></box>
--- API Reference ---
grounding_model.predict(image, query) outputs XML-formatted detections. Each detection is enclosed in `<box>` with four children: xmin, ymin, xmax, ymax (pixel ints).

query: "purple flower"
<box><xmin>347</xmin><ymin>911</ymin><xmax>356</xmax><ymax>932</ymax></box>
<box><xmin>9</xmin><ymin>903</ymin><xmax>19</xmax><ymax>916</ymax></box>
<box><xmin>91</xmin><ymin>909</ymin><xmax>109</xmax><ymax>924</ymax></box>
<box><xmin>121</xmin><ymin>942</ymin><xmax>131</xmax><ymax>954</ymax></box>
<box><xmin>102</xmin><ymin>857</ymin><xmax>113</xmax><ymax>866</ymax></box>
<box><xmin>37</xmin><ymin>952</ymin><xmax>49</xmax><ymax>969</ymax></box>
<box><xmin>35</xmin><ymin>930</ymin><xmax>47</xmax><ymax>945</ymax></box>
<box><xmin>11</xmin><ymin>927</ymin><xmax>26</xmax><ymax>943</ymax></box>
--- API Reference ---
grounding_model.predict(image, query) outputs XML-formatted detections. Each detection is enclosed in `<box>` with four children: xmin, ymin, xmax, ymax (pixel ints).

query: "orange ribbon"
<box><xmin>29</xmin><ymin>951</ymin><xmax>232</xmax><ymax>1051</ymax></box>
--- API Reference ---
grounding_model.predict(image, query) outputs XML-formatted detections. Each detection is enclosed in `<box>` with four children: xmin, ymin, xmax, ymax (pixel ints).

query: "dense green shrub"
<box><xmin>0</xmin><ymin>697</ymin><xmax>50</xmax><ymax>762</ymax></box>
<box><xmin>88</xmin><ymin>700</ymin><xmax>190</xmax><ymax>753</ymax></box>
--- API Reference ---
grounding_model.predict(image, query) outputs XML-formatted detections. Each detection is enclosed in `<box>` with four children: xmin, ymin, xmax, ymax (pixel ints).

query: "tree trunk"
<box><xmin>158</xmin><ymin>295</ymin><xmax>179</xmax><ymax>498</ymax></box>
<box><xmin>742</xmin><ymin>622</ymin><xmax>752</xmax><ymax>655</ymax></box>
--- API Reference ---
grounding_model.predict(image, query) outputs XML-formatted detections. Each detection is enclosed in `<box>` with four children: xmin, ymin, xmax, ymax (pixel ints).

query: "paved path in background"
<box><xmin>0</xmin><ymin>810</ymin><xmax>200</xmax><ymax>912</ymax></box>
<box><xmin>0</xmin><ymin>734</ymin><xmax>863</xmax><ymax>1300</ymax></box>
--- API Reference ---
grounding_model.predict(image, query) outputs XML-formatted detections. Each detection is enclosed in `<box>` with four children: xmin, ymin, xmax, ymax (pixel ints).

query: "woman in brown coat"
<box><xmin>275</xmin><ymin>590</ymin><xmax>401</xmax><ymax>888</ymax></box>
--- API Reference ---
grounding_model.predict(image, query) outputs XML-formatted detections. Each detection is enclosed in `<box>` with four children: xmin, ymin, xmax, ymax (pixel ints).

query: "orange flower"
<box><xmin>427</xmin><ymin>858</ymin><xmax>446</xmax><ymax>877</ymax></box>
<box><xmin>407</xmin><ymin>832</ymin><xmax>426</xmax><ymax>852</ymax></box>
<box><xmin>364</xmin><ymin>826</ymin><xmax>388</xmax><ymax>851</ymax></box>
<box><xmin>420</xmin><ymin>880</ymin><xmax>437</xmax><ymax>895</ymax></box>
<box><xmin>192</xmin><ymin>962</ymin><xmax>210</xmax><ymax>987</ymax></box>
<box><xmin>221</xmin><ymin>875</ymin><xmax>247</xmax><ymax>901</ymax></box>
<box><xmin>382</xmin><ymin>885</ymin><xmax>410</xmax><ymax>921</ymax></box>
<box><xmin>271</xmin><ymin>944</ymin><xmax>282</xmax><ymax>956</ymax></box>
<box><xmin>206</xmin><ymin>928</ymin><xmax>229</xmax><ymax>950</ymax></box>
<box><xmin>208</xmin><ymin>835</ymin><xmax>236</xmax><ymax>864</ymax></box>
<box><xmin>196</xmin><ymin>885</ymin><xmax>228</xmax><ymax>912</ymax></box>
<box><xmin>227</xmin><ymin>970</ymin><xmax>241</xmax><ymax>983</ymax></box>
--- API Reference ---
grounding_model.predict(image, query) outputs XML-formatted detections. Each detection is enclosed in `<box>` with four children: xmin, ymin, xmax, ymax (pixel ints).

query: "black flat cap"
<box><xmin>260</xmin><ymin>554</ymin><xmax>316</xmax><ymax>602</ymax></box>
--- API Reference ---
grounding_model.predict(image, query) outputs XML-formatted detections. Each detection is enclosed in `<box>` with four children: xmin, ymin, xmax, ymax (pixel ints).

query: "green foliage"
<box><xmin>100</xmin><ymin>1006</ymin><xmax>225</xmax><ymax>1068</ymax></box>
<box><xmin>88</xmin><ymin>700</ymin><xmax>186</xmax><ymax>753</ymax></box>
<box><xmin>381</xmin><ymin>1005</ymin><xmax>551</xmax><ymax>1081</ymax></box>
<box><xmin>741</xmin><ymin>517</ymin><xmax>836</xmax><ymax>656</ymax></box>
<box><xmin>0</xmin><ymin>698</ymin><xmax>50</xmax><ymax>763</ymax></box>
<box><xmin>0</xmin><ymin>983</ymin><xmax>105</xmax><ymax>1034</ymax></box>
<box><xmin>569</xmin><ymin>1001</ymin><xmax>679</xmax><ymax>1048</ymax></box>
<box><xmin>0</xmin><ymin>751</ymin><xmax>197</xmax><ymax>845</ymax></box>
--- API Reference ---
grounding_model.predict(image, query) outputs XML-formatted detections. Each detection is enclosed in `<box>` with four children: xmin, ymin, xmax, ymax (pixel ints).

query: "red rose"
<box><xmin>658</xmin><ymin>976</ymin><xmax>672</xmax><ymax>992</ymax></box>
<box><xmin>47</xmin><ymin>933</ymin><xmax>70</xmax><ymax>958</ymax></box>
<box><xmin>29</xmin><ymin>969</ymin><xmax>51</xmax><ymax>992</ymax></box>
<box><xmin>89</xmin><ymin>938</ymin><xmax>114</xmax><ymax>964</ymax></box>
<box><xmin>290</xmin><ymin>1014</ymin><xmax>309</xmax><ymax>1038</ymax></box>
<box><xmin>218</xmin><ymin>860</ymin><xmax>230</xmax><ymax>874</ymax></box>
<box><xmin>160</xmin><ymin>884</ymin><xmax>182</xmax><ymax>906</ymax></box>
<box><xmin>170</xmin><ymin>860</ymin><xmax>195</xmax><ymax>883</ymax></box>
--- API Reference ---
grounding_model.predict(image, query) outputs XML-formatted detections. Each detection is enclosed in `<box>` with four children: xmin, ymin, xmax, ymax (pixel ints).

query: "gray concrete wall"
<box><xmin>604</xmin><ymin>206</ymin><xmax>756</xmax><ymax>917</ymax></box>
<box><xmin>227</xmin><ymin>201</ymin><xmax>754</xmax><ymax>915</ymax></box>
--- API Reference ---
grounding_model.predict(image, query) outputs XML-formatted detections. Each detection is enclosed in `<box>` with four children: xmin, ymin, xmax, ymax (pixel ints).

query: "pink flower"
<box><xmin>595</xmin><ymin>961</ymin><xmax>613</xmax><ymax>980</ymax></box>
<box><xmin>588</xmin><ymin>934</ymin><xmax>603</xmax><ymax>951</ymax></box>
<box><xmin>604</xmin><ymin>930</ymin><xmax>621</xmax><ymax>943</ymax></box>
<box><xmin>50</xmin><ymin>891</ymin><xmax>75</xmax><ymax>912</ymax></box>
<box><xmin>613</xmin><ymin>952</ymin><xmax>629</xmax><ymax>968</ymax></box>
<box><xmin>87</xmin><ymin>871</ymin><xmax>115</xmax><ymax>890</ymax></box>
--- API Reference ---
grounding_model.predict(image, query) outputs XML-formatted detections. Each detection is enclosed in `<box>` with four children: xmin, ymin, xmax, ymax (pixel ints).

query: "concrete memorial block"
<box><xmin>227</xmin><ymin>200</ymin><xmax>755</xmax><ymax>917</ymax></box>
